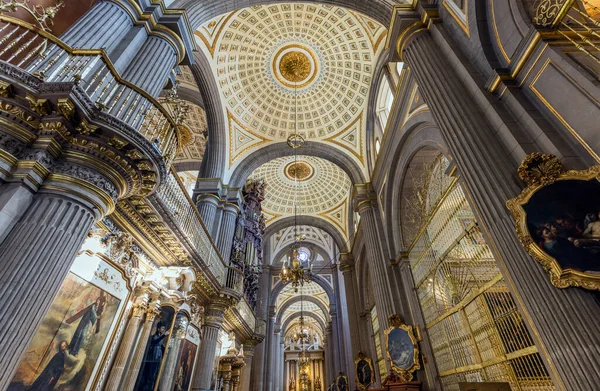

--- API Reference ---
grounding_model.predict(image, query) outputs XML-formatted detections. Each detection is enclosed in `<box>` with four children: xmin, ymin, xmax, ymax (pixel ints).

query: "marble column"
<box><xmin>400</xmin><ymin>23</ymin><xmax>600</xmax><ymax>389</ymax></box>
<box><xmin>105</xmin><ymin>298</ymin><xmax>149</xmax><ymax>391</ymax></box>
<box><xmin>122</xmin><ymin>303</ymin><xmax>162</xmax><ymax>391</ymax></box>
<box><xmin>216</xmin><ymin>202</ymin><xmax>240</xmax><ymax>262</ymax></box>
<box><xmin>196</xmin><ymin>194</ymin><xmax>221</xmax><ymax>238</ymax></box>
<box><xmin>0</xmin><ymin>191</ymin><xmax>101</xmax><ymax>388</ymax></box>
<box><xmin>192</xmin><ymin>303</ymin><xmax>226</xmax><ymax>390</ymax></box>
<box><xmin>354</xmin><ymin>195</ymin><xmax>395</xmax><ymax>372</ymax></box>
<box><xmin>252</xmin><ymin>268</ymin><xmax>270</xmax><ymax>391</ymax></box>
<box><xmin>240</xmin><ymin>343</ymin><xmax>255</xmax><ymax>391</ymax></box>
<box><xmin>338</xmin><ymin>260</ymin><xmax>361</xmax><ymax>360</ymax></box>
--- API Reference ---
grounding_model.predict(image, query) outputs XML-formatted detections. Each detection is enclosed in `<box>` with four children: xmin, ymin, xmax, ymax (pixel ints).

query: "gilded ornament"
<box><xmin>279</xmin><ymin>51</ymin><xmax>311</xmax><ymax>83</ymax></box>
<box><xmin>126</xmin><ymin>148</ymin><xmax>144</xmax><ymax>160</ymax></box>
<box><xmin>0</xmin><ymin>0</ymin><xmax>65</xmax><ymax>31</ymax></box>
<box><xmin>108</xmin><ymin>136</ymin><xmax>129</xmax><ymax>150</ymax></box>
<box><xmin>532</xmin><ymin>0</ymin><xmax>574</xmax><ymax>28</ymax></box>
<box><xmin>75</xmin><ymin>119</ymin><xmax>98</xmax><ymax>135</ymax></box>
<box><xmin>354</xmin><ymin>352</ymin><xmax>374</xmax><ymax>390</ymax></box>
<box><xmin>137</xmin><ymin>160</ymin><xmax>153</xmax><ymax>171</ymax></box>
<box><xmin>56</xmin><ymin>98</ymin><xmax>75</xmax><ymax>121</ymax></box>
<box><xmin>25</xmin><ymin>93</ymin><xmax>49</xmax><ymax>116</ymax></box>
<box><xmin>0</xmin><ymin>100</ymin><xmax>38</xmax><ymax>128</ymax></box>
<box><xmin>507</xmin><ymin>152</ymin><xmax>600</xmax><ymax>291</ymax></box>
<box><xmin>384</xmin><ymin>314</ymin><xmax>420</xmax><ymax>383</ymax></box>
<box><xmin>0</xmin><ymin>80</ymin><xmax>12</xmax><ymax>97</ymax></box>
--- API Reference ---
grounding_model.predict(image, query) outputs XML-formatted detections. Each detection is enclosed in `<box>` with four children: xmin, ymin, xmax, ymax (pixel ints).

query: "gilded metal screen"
<box><xmin>370</xmin><ymin>306</ymin><xmax>387</xmax><ymax>379</ymax></box>
<box><xmin>404</xmin><ymin>154</ymin><xmax>555</xmax><ymax>391</ymax></box>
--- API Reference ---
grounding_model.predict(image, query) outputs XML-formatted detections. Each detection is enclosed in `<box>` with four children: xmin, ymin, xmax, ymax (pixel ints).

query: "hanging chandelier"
<box><xmin>292</xmin><ymin>315</ymin><xmax>309</xmax><ymax>344</ymax></box>
<box><xmin>279</xmin><ymin>79</ymin><xmax>312</xmax><ymax>293</ymax></box>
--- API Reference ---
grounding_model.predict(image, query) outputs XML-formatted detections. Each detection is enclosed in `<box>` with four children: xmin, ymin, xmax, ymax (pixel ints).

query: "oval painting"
<box><xmin>387</xmin><ymin>328</ymin><xmax>414</xmax><ymax>370</ymax></box>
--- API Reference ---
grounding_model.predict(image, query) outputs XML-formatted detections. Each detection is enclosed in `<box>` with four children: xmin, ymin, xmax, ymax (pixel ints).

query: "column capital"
<box><xmin>352</xmin><ymin>183</ymin><xmax>378</xmax><ymax>214</ymax></box>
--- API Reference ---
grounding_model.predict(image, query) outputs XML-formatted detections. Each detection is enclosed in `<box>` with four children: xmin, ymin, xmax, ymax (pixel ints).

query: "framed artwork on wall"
<box><xmin>384</xmin><ymin>314</ymin><xmax>420</xmax><ymax>382</ymax></box>
<box><xmin>8</xmin><ymin>252</ymin><xmax>130</xmax><ymax>391</ymax></box>
<box><xmin>355</xmin><ymin>352</ymin><xmax>375</xmax><ymax>390</ymax></box>
<box><xmin>507</xmin><ymin>153</ymin><xmax>600</xmax><ymax>290</ymax></box>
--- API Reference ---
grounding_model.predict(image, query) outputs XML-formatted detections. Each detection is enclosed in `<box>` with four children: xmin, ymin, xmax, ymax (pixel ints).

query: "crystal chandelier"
<box><xmin>279</xmin><ymin>79</ymin><xmax>312</xmax><ymax>293</ymax></box>
<box><xmin>292</xmin><ymin>315</ymin><xmax>309</xmax><ymax>343</ymax></box>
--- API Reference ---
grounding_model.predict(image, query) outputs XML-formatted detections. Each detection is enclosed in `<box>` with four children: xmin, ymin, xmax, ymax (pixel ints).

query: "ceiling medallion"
<box><xmin>284</xmin><ymin>161</ymin><xmax>314</xmax><ymax>182</ymax></box>
<box><xmin>287</xmin><ymin>133</ymin><xmax>305</xmax><ymax>149</ymax></box>
<box><xmin>279</xmin><ymin>51</ymin><xmax>311</xmax><ymax>83</ymax></box>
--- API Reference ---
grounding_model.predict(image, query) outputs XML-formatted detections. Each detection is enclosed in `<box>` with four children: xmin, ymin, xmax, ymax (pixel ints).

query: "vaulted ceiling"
<box><xmin>194</xmin><ymin>3</ymin><xmax>387</xmax><ymax>181</ymax></box>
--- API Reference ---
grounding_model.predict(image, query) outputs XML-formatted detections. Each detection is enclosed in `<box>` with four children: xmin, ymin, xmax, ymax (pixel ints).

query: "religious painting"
<box><xmin>384</xmin><ymin>315</ymin><xmax>420</xmax><ymax>382</ymax></box>
<box><xmin>355</xmin><ymin>352</ymin><xmax>374</xmax><ymax>390</ymax></box>
<box><xmin>507</xmin><ymin>153</ymin><xmax>600</xmax><ymax>290</ymax></box>
<box><xmin>171</xmin><ymin>340</ymin><xmax>197</xmax><ymax>391</ymax></box>
<box><xmin>336</xmin><ymin>373</ymin><xmax>348</xmax><ymax>391</ymax></box>
<box><xmin>8</xmin><ymin>272</ymin><xmax>121</xmax><ymax>391</ymax></box>
<box><xmin>134</xmin><ymin>306</ymin><xmax>176</xmax><ymax>391</ymax></box>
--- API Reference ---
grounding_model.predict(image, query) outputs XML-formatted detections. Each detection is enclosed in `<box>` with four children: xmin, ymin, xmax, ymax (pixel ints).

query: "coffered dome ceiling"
<box><xmin>247</xmin><ymin>155</ymin><xmax>351</xmax><ymax>237</ymax></box>
<box><xmin>194</xmin><ymin>3</ymin><xmax>387</xmax><ymax>176</ymax></box>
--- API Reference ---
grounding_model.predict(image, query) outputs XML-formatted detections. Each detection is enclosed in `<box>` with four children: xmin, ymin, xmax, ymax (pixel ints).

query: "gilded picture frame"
<box><xmin>384</xmin><ymin>315</ymin><xmax>420</xmax><ymax>382</ymax></box>
<box><xmin>355</xmin><ymin>351</ymin><xmax>375</xmax><ymax>390</ymax></box>
<box><xmin>335</xmin><ymin>374</ymin><xmax>349</xmax><ymax>391</ymax></box>
<box><xmin>506</xmin><ymin>153</ymin><xmax>600</xmax><ymax>291</ymax></box>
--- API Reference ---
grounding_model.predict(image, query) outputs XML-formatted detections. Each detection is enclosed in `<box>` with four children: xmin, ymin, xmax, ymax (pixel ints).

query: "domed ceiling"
<box><xmin>247</xmin><ymin>155</ymin><xmax>351</xmax><ymax>238</ymax></box>
<box><xmin>194</xmin><ymin>3</ymin><xmax>387</xmax><ymax>176</ymax></box>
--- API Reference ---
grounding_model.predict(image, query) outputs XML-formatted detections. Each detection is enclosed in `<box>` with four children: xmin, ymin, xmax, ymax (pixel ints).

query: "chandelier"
<box><xmin>279</xmin><ymin>79</ymin><xmax>312</xmax><ymax>293</ymax></box>
<box><xmin>292</xmin><ymin>315</ymin><xmax>309</xmax><ymax>344</ymax></box>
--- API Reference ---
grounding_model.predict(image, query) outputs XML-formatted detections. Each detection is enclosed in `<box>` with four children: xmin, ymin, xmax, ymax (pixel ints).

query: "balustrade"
<box><xmin>0</xmin><ymin>16</ymin><xmax>179</xmax><ymax>166</ymax></box>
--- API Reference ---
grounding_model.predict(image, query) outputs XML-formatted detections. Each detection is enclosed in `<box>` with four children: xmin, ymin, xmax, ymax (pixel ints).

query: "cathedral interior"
<box><xmin>1</xmin><ymin>0</ymin><xmax>600</xmax><ymax>391</ymax></box>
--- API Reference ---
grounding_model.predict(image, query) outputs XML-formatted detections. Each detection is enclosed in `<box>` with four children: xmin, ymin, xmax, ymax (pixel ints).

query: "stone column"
<box><xmin>192</xmin><ymin>303</ymin><xmax>226</xmax><ymax>390</ymax></box>
<box><xmin>240</xmin><ymin>343</ymin><xmax>255</xmax><ymax>391</ymax></box>
<box><xmin>105</xmin><ymin>297</ymin><xmax>149</xmax><ymax>391</ymax></box>
<box><xmin>60</xmin><ymin>0</ymin><xmax>132</xmax><ymax>50</ymax></box>
<box><xmin>263</xmin><ymin>311</ymin><xmax>276</xmax><ymax>391</ymax></box>
<box><xmin>196</xmin><ymin>194</ymin><xmax>221</xmax><ymax>237</ymax></box>
<box><xmin>216</xmin><ymin>202</ymin><xmax>240</xmax><ymax>262</ymax></box>
<box><xmin>354</xmin><ymin>193</ymin><xmax>395</xmax><ymax>372</ymax></box>
<box><xmin>252</xmin><ymin>268</ymin><xmax>270</xmax><ymax>391</ymax></box>
<box><xmin>122</xmin><ymin>302</ymin><xmax>162</xmax><ymax>391</ymax></box>
<box><xmin>338</xmin><ymin>259</ymin><xmax>361</xmax><ymax>359</ymax></box>
<box><xmin>400</xmin><ymin>23</ymin><xmax>600</xmax><ymax>389</ymax></box>
<box><xmin>121</xmin><ymin>36</ymin><xmax>178</xmax><ymax>97</ymax></box>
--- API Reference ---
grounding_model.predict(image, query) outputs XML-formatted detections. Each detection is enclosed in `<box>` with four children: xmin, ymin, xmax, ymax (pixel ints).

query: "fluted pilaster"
<box><xmin>105</xmin><ymin>299</ymin><xmax>149</xmax><ymax>391</ymax></box>
<box><xmin>122</xmin><ymin>304</ymin><xmax>161</xmax><ymax>391</ymax></box>
<box><xmin>196</xmin><ymin>194</ymin><xmax>220</xmax><ymax>237</ymax></box>
<box><xmin>122</xmin><ymin>36</ymin><xmax>178</xmax><ymax>97</ymax></box>
<box><xmin>355</xmin><ymin>196</ymin><xmax>395</xmax><ymax>373</ymax></box>
<box><xmin>192</xmin><ymin>304</ymin><xmax>226</xmax><ymax>390</ymax></box>
<box><xmin>401</xmin><ymin>25</ymin><xmax>600</xmax><ymax>389</ymax></box>
<box><xmin>0</xmin><ymin>192</ymin><xmax>98</xmax><ymax>388</ymax></box>
<box><xmin>216</xmin><ymin>202</ymin><xmax>240</xmax><ymax>262</ymax></box>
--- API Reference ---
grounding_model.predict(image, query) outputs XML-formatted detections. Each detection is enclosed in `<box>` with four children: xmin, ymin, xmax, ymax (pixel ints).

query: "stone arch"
<box><xmin>169</xmin><ymin>0</ymin><xmax>394</xmax><ymax>31</ymax></box>
<box><xmin>264</xmin><ymin>216</ymin><xmax>349</xmax><ymax>254</ymax></box>
<box><xmin>384</xmin><ymin>120</ymin><xmax>450</xmax><ymax>254</ymax></box>
<box><xmin>280</xmin><ymin>312</ymin><xmax>327</xmax><ymax>337</ymax></box>
<box><xmin>276</xmin><ymin>295</ymin><xmax>331</xmax><ymax>325</ymax></box>
<box><xmin>271</xmin><ymin>242</ymin><xmax>335</xmax><ymax>270</ymax></box>
<box><xmin>229</xmin><ymin>141</ymin><xmax>366</xmax><ymax>188</ymax></box>
<box><xmin>189</xmin><ymin>52</ymin><xmax>227</xmax><ymax>179</ymax></box>
<box><xmin>269</xmin><ymin>273</ymin><xmax>335</xmax><ymax>311</ymax></box>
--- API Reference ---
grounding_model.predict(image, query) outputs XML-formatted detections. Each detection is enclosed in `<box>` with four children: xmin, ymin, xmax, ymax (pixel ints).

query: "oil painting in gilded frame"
<box><xmin>355</xmin><ymin>352</ymin><xmax>374</xmax><ymax>390</ymax></box>
<box><xmin>384</xmin><ymin>315</ymin><xmax>420</xmax><ymax>382</ymax></box>
<box><xmin>507</xmin><ymin>153</ymin><xmax>600</xmax><ymax>290</ymax></box>
<box><xmin>7</xmin><ymin>250</ymin><xmax>130</xmax><ymax>391</ymax></box>
<box><xmin>336</xmin><ymin>373</ymin><xmax>349</xmax><ymax>391</ymax></box>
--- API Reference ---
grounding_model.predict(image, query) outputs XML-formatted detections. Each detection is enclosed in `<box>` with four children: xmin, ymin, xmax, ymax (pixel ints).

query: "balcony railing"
<box><xmin>156</xmin><ymin>168</ymin><xmax>244</xmax><ymax>291</ymax></box>
<box><xmin>235</xmin><ymin>297</ymin><xmax>256</xmax><ymax>332</ymax></box>
<box><xmin>0</xmin><ymin>15</ymin><xmax>180</xmax><ymax>166</ymax></box>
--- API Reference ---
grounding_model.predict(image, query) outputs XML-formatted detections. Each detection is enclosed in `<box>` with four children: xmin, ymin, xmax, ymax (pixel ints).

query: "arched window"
<box><xmin>375</xmin><ymin>138</ymin><xmax>381</xmax><ymax>155</ymax></box>
<box><xmin>376</xmin><ymin>77</ymin><xmax>394</xmax><ymax>132</ymax></box>
<box><xmin>399</xmin><ymin>150</ymin><xmax>555</xmax><ymax>389</ymax></box>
